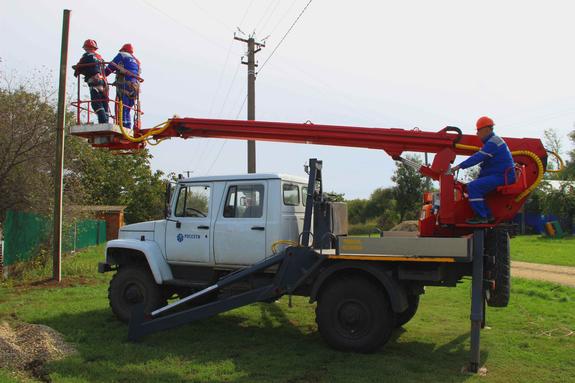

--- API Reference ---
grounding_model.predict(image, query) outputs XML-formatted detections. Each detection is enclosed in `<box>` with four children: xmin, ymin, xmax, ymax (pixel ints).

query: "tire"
<box><xmin>108</xmin><ymin>265</ymin><xmax>167</xmax><ymax>323</ymax></box>
<box><xmin>394</xmin><ymin>294</ymin><xmax>420</xmax><ymax>328</ymax></box>
<box><xmin>484</xmin><ymin>228</ymin><xmax>510</xmax><ymax>307</ymax></box>
<box><xmin>316</xmin><ymin>276</ymin><xmax>394</xmax><ymax>353</ymax></box>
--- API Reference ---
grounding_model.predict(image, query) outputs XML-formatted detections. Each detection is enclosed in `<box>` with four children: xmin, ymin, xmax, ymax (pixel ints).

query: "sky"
<box><xmin>2</xmin><ymin>0</ymin><xmax>575</xmax><ymax>199</ymax></box>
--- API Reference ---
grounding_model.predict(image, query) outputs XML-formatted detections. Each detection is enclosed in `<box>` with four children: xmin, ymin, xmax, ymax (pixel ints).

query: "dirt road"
<box><xmin>512</xmin><ymin>261</ymin><xmax>575</xmax><ymax>287</ymax></box>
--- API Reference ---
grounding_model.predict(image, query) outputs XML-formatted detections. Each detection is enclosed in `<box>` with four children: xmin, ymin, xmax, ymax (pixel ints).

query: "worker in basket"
<box><xmin>105</xmin><ymin>43</ymin><xmax>141</xmax><ymax>129</ymax></box>
<box><xmin>73</xmin><ymin>39</ymin><xmax>110</xmax><ymax>124</ymax></box>
<box><xmin>450</xmin><ymin>116</ymin><xmax>515</xmax><ymax>224</ymax></box>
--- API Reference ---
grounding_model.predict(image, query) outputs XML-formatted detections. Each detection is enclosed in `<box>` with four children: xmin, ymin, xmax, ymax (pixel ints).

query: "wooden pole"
<box><xmin>52</xmin><ymin>9</ymin><xmax>71</xmax><ymax>282</ymax></box>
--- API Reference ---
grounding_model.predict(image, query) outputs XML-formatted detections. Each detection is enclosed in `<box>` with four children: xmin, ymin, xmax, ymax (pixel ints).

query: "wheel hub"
<box><xmin>124</xmin><ymin>283</ymin><xmax>144</xmax><ymax>304</ymax></box>
<box><xmin>336</xmin><ymin>300</ymin><xmax>370</xmax><ymax>338</ymax></box>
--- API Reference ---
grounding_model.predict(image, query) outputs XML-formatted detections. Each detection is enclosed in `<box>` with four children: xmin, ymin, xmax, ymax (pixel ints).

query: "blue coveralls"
<box><xmin>105</xmin><ymin>52</ymin><xmax>140</xmax><ymax>128</ymax></box>
<box><xmin>74</xmin><ymin>52</ymin><xmax>109</xmax><ymax>123</ymax></box>
<box><xmin>457</xmin><ymin>132</ymin><xmax>515</xmax><ymax>218</ymax></box>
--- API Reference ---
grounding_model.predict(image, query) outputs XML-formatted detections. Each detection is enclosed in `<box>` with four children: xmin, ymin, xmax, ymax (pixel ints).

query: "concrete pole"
<box><xmin>52</xmin><ymin>9</ymin><xmax>71</xmax><ymax>282</ymax></box>
<box><xmin>247</xmin><ymin>37</ymin><xmax>256</xmax><ymax>173</ymax></box>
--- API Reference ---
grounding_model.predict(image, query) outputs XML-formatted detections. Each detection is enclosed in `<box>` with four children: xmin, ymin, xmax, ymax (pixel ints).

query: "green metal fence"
<box><xmin>2</xmin><ymin>210</ymin><xmax>106</xmax><ymax>266</ymax></box>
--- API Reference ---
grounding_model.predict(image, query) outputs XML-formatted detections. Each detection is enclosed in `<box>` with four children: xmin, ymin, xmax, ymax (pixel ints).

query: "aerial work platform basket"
<box><xmin>70</xmin><ymin>61</ymin><xmax>145</xmax><ymax>151</ymax></box>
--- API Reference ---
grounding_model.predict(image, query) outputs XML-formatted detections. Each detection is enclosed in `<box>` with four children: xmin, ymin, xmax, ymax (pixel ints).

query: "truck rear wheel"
<box><xmin>109</xmin><ymin>265</ymin><xmax>167</xmax><ymax>323</ymax></box>
<box><xmin>485</xmin><ymin>228</ymin><xmax>510</xmax><ymax>308</ymax></box>
<box><xmin>316</xmin><ymin>276</ymin><xmax>393</xmax><ymax>353</ymax></box>
<box><xmin>394</xmin><ymin>294</ymin><xmax>420</xmax><ymax>328</ymax></box>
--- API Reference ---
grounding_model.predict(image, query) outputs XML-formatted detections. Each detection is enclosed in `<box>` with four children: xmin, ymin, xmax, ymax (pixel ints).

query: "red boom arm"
<box><xmin>77</xmin><ymin>117</ymin><xmax>549</xmax><ymax>236</ymax></box>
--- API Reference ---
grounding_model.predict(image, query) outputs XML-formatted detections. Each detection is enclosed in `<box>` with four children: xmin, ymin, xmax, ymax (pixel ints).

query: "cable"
<box><xmin>258</xmin><ymin>0</ymin><xmax>282</xmax><ymax>34</ymax></box>
<box><xmin>217</xmin><ymin>62</ymin><xmax>242</xmax><ymax>116</ymax></box>
<box><xmin>208</xmin><ymin>42</ymin><xmax>236</xmax><ymax>117</ymax></box>
<box><xmin>255</xmin><ymin>0</ymin><xmax>279</xmax><ymax>33</ymax></box>
<box><xmin>455</xmin><ymin>143</ymin><xmax>545</xmax><ymax>202</ymax></box>
<box><xmin>268</xmin><ymin>0</ymin><xmax>299</xmax><ymax>37</ymax></box>
<box><xmin>139</xmin><ymin>0</ymin><xmax>227</xmax><ymax>51</ymax></box>
<box><xmin>257</xmin><ymin>0</ymin><xmax>314</xmax><ymax>75</ymax></box>
<box><xmin>205</xmin><ymin>94</ymin><xmax>248</xmax><ymax>174</ymax></box>
<box><xmin>545</xmin><ymin>150</ymin><xmax>565</xmax><ymax>173</ymax></box>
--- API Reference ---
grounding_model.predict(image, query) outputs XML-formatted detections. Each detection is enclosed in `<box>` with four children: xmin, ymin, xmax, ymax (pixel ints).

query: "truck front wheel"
<box><xmin>108</xmin><ymin>266</ymin><xmax>167</xmax><ymax>323</ymax></box>
<box><xmin>316</xmin><ymin>276</ymin><xmax>393</xmax><ymax>353</ymax></box>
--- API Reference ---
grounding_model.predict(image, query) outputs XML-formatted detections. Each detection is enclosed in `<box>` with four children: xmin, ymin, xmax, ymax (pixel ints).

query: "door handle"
<box><xmin>251</xmin><ymin>226</ymin><xmax>265</xmax><ymax>231</ymax></box>
<box><xmin>197</xmin><ymin>225</ymin><xmax>210</xmax><ymax>230</ymax></box>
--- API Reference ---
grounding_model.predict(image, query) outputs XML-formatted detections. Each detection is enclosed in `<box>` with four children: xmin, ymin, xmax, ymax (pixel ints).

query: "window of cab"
<box><xmin>283</xmin><ymin>183</ymin><xmax>300</xmax><ymax>206</ymax></box>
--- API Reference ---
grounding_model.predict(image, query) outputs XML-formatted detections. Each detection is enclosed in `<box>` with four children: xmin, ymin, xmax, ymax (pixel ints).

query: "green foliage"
<box><xmin>325</xmin><ymin>191</ymin><xmax>345</xmax><ymax>202</ymax></box>
<box><xmin>346</xmin><ymin>187</ymin><xmax>400</xmax><ymax>231</ymax></box>
<box><xmin>0</xmin><ymin>76</ymin><xmax>168</xmax><ymax>225</ymax></box>
<box><xmin>391</xmin><ymin>155</ymin><xmax>428</xmax><ymax>221</ymax></box>
<box><xmin>0</xmin><ymin>86</ymin><xmax>57</xmax><ymax>217</ymax></box>
<box><xmin>348</xmin><ymin>221</ymin><xmax>379</xmax><ymax>236</ymax></box>
<box><xmin>537</xmin><ymin>181</ymin><xmax>575</xmax><ymax>233</ymax></box>
<box><xmin>67</xmin><ymin>141</ymin><xmax>167</xmax><ymax>223</ymax></box>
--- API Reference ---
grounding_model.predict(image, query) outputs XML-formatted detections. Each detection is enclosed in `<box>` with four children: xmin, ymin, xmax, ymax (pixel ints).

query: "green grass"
<box><xmin>0</xmin><ymin>245</ymin><xmax>574</xmax><ymax>382</ymax></box>
<box><xmin>511</xmin><ymin>235</ymin><xmax>575</xmax><ymax>267</ymax></box>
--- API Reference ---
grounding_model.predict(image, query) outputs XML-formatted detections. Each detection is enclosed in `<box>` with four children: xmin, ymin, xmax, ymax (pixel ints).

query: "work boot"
<box><xmin>466</xmin><ymin>216</ymin><xmax>495</xmax><ymax>225</ymax></box>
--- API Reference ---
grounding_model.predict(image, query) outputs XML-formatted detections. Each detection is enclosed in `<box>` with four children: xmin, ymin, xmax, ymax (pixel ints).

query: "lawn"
<box><xmin>510</xmin><ymin>235</ymin><xmax>575</xmax><ymax>267</ymax></box>
<box><xmin>0</xmin><ymin>245</ymin><xmax>574</xmax><ymax>382</ymax></box>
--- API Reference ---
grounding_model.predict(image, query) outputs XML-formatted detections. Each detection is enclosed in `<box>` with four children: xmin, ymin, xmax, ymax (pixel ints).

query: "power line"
<box><xmin>208</xmin><ymin>42</ymin><xmax>237</xmax><ymax>117</ymax></box>
<box><xmin>257</xmin><ymin>0</ymin><xmax>313</xmax><ymax>75</ymax></box>
<box><xmin>217</xmin><ymin>62</ymin><xmax>242</xmax><ymax>116</ymax></box>
<box><xmin>139</xmin><ymin>0</ymin><xmax>228</xmax><ymax>51</ymax></box>
<box><xmin>268</xmin><ymin>0</ymin><xmax>299</xmax><ymax>37</ymax></box>
<box><xmin>205</xmin><ymin>95</ymin><xmax>248</xmax><ymax>174</ymax></box>
<box><xmin>256</xmin><ymin>0</ymin><xmax>281</xmax><ymax>33</ymax></box>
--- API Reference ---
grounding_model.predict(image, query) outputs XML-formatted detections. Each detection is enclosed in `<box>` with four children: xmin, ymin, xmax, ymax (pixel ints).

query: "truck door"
<box><xmin>165</xmin><ymin>183</ymin><xmax>213</xmax><ymax>264</ymax></box>
<box><xmin>214</xmin><ymin>181</ymin><xmax>267</xmax><ymax>265</ymax></box>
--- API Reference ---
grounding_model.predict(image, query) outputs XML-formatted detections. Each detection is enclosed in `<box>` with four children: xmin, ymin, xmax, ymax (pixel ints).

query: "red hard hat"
<box><xmin>120</xmin><ymin>43</ymin><xmax>134</xmax><ymax>54</ymax></box>
<box><xmin>83</xmin><ymin>39</ymin><xmax>98</xmax><ymax>50</ymax></box>
<box><xmin>476</xmin><ymin>116</ymin><xmax>494</xmax><ymax>130</ymax></box>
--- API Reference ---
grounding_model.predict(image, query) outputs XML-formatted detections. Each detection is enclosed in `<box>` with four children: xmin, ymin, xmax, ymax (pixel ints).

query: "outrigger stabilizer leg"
<box><xmin>468</xmin><ymin>229</ymin><xmax>485</xmax><ymax>373</ymax></box>
<box><xmin>128</xmin><ymin>246</ymin><xmax>326</xmax><ymax>341</ymax></box>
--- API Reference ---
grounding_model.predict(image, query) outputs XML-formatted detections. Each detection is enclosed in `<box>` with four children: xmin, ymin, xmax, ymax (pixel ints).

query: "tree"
<box><xmin>539</xmin><ymin>181</ymin><xmax>575</xmax><ymax>233</ymax></box>
<box><xmin>560</xmin><ymin>130</ymin><xmax>575</xmax><ymax>180</ymax></box>
<box><xmin>0</xmin><ymin>70</ymin><xmax>168</xmax><ymax>225</ymax></box>
<box><xmin>0</xmin><ymin>85</ymin><xmax>58</xmax><ymax>217</ymax></box>
<box><xmin>391</xmin><ymin>155</ymin><xmax>428</xmax><ymax>221</ymax></box>
<box><xmin>68</xmin><ymin>142</ymin><xmax>167</xmax><ymax>223</ymax></box>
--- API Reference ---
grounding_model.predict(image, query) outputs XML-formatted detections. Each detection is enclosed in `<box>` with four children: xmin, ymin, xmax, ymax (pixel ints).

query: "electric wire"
<box><xmin>255</xmin><ymin>0</ymin><xmax>278</xmax><ymax>33</ymax></box>
<box><xmin>257</xmin><ymin>0</ymin><xmax>313</xmax><ymax>75</ymax></box>
<box><xmin>268</xmin><ymin>0</ymin><xmax>299</xmax><ymax>37</ymax></box>
<box><xmin>257</xmin><ymin>0</ymin><xmax>282</xmax><ymax>35</ymax></box>
<box><xmin>139</xmin><ymin>0</ymin><xmax>228</xmax><ymax>51</ymax></box>
<box><xmin>193</xmin><ymin>0</ymin><xmax>255</xmax><ymax>173</ymax></box>
<box><xmin>455</xmin><ymin>143</ymin><xmax>548</xmax><ymax>202</ymax></box>
<box><xmin>205</xmin><ymin>95</ymin><xmax>248</xmax><ymax>174</ymax></box>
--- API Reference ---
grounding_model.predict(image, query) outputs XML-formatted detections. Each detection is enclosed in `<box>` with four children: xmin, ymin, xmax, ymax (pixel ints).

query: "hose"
<box><xmin>454</xmin><ymin>143</ymin><xmax>544</xmax><ymax>202</ymax></box>
<box><xmin>271</xmin><ymin>240</ymin><xmax>299</xmax><ymax>254</ymax></box>
<box><xmin>545</xmin><ymin>150</ymin><xmax>565</xmax><ymax>173</ymax></box>
<box><xmin>117</xmin><ymin>100</ymin><xmax>172</xmax><ymax>143</ymax></box>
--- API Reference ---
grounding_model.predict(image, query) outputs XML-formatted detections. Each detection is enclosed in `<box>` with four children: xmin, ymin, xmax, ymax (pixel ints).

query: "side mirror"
<box><xmin>165</xmin><ymin>182</ymin><xmax>173</xmax><ymax>218</ymax></box>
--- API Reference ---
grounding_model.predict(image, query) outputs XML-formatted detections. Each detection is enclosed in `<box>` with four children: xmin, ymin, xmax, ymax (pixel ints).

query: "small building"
<box><xmin>71</xmin><ymin>206</ymin><xmax>127</xmax><ymax>241</ymax></box>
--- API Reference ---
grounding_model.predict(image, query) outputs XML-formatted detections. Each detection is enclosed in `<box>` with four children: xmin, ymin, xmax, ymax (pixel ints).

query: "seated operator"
<box><xmin>450</xmin><ymin>116</ymin><xmax>515</xmax><ymax>224</ymax></box>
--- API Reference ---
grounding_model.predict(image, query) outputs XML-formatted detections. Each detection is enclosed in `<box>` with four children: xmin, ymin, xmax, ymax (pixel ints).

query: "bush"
<box><xmin>348</xmin><ymin>221</ymin><xmax>381</xmax><ymax>236</ymax></box>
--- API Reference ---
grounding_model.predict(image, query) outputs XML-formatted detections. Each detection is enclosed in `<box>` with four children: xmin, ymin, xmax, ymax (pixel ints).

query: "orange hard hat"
<box><xmin>120</xmin><ymin>43</ymin><xmax>134</xmax><ymax>54</ymax></box>
<box><xmin>476</xmin><ymin>116</ymin><xmax>494</xmax><ymax>130</ymax></box>
<box><xmin>83</xmin><ymin>39</ymin><xmax>98</xmax><ymax>50</ymax></box>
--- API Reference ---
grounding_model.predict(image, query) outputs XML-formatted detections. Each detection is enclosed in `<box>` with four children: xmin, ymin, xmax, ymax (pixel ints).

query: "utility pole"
<box><xmin>234</xmin><ymin>33</ymin><xmax>265</xmax><ymax>173</ymax></box>
<box><xmin>52</xmin><ymin>9</ymin><xmax>71</xmax><ymax>282</ymax></box>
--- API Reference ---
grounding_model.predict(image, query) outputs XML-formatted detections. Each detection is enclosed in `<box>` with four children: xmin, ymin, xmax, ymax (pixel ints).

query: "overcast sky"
<box><xmin>2</xmin><ymin>0</ymin><xmax>575</xmax><ymax>198</ymax></box>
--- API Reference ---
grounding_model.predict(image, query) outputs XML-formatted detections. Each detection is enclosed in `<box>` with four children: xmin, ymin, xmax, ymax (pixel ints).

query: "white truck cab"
<box><xmin>101</xmin><ymin>173</ymin><xmax>309</xmax><ymax>322</ymax></box>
